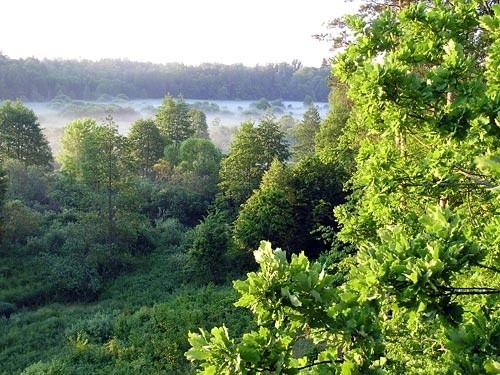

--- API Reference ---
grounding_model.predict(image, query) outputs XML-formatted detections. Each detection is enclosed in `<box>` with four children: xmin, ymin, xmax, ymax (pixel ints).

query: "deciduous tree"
<box><xmin>219</xmin><ymin>118</ymin><xmax>289</xmax><ymax>207</ymax></box>
<box><xmin>57</xmin><ymin>116</ymin><xmax>137</xmax><ymax>250</ymax></box>
<box><xmin>218</xmin><ymin>122</ymin><xmax>264</xmax><ymax>207</ymax></box>
<box><xmin>188</xmin><ymin>107</ymin><xmax>210</xmax><ymax>139</ymax></box>
<box><xmin>155</xmin><ymin>95</ymin><xmax>193</xmax><ymax>146</ymax></box>
<box><xmin>128</xmin><ymin>118</ymin><xmax>165</xmax><ymax>178</ymax></box>
<box><xmin>0</xmin><ymin>100</ymin><xmax>52</xmax><ymax>167</ymax></box>
<box><xmin>234</xmin><ymin>159</ymin><xmax>295</xmax><ymax>251</ymax></box>
<box><xmin>187</xmin><ymin>2</ymin><xmax>500</xmax><ymax>373</ymax></box>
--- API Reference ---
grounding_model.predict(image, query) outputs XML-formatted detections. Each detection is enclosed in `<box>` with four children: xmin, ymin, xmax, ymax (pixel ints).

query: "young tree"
<box><xmin>233</xmin><ymin>162</ymin><xmax>295</xmax><ymax>253</ymax></box>
<box><xmin>291</xmin><ymin>104</ymin><xmax>322</xmax><ymax>159</ymax></box>
<box><xmin>233</xmin><ymin>156</ymin><xmax>347</xmax><ymax>259</ymax></box>
<box><xmin>257</xmin><ymin>113</ymin><xmax>290</xmax><ymax>169</ymax></box>
<box><xmin>57</xmin><ymin>118</ymin><xmax>99</xmax><ymax>185</ymax></box>
<box><xmin>58</xmin><ymin>116</ymin><xmax>137</xmax><ymax>250</ymax></box>
<box><xmin>218</xmin><ymin>122</ymin><xmax>265</xmax><ymax>207</ymax></box>
<box><xmin>155</xmin><ymin>94</ymin><xmax>194</xmax><ymax>146</ymax></box>
<box><xmin>188</xmin><ymin>107</ymin><xmax>210</xmax><ymax>139</ymax></box>
<box><xmin>0</xmin><ymin>100</ymin><xmax>52</xmax><ymax>167</ymax></box>
<box><xmin>219</xmin><ymin>118</ymin><xmax>289</xmax><ymax>207</ymax></box>
<box><xmin>178</xmin><ymin>138</ymin><xmax>221</xmax><ymax>178</ymax></box>
<box><xmin>128</xmin><ymin>118</ymin><xmax>165</xmax><ymax>178</ymax></box>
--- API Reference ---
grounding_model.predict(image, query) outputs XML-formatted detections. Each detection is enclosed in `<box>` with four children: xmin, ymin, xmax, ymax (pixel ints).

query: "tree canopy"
<box><xmin>128</xmin><ymin>118</ymin><xmax>165</xmax><ymax>178</ymax></box>
<box><xmin>292</xmin><ymin>104</ymin><xmax>322</xmax><ymax>159</ymax></box>
<box><xmin>155</xmin><ymin>95</ymin><xmax>194</xmax><ymax>146</ymax></box>
<box><xmin>187</xmin><ymin>1</ymin><xmax>500</xmax><ymax>374</ymax></box>
<box><xmin>219</xmin><ymin>118</ymin><xmax>289</xmax><ymax>207</ymax></box>
<box><xmin>0</xmin><ymin>100</ymin><xmax>52</xmax><ymax>167</ymax></box>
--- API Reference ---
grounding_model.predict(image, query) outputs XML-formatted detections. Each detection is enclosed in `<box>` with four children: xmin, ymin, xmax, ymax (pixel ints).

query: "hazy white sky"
<box><xmin>0</xmin><ymin>0</ymin><xmax>358</xmax><ymax>67</ymax></box>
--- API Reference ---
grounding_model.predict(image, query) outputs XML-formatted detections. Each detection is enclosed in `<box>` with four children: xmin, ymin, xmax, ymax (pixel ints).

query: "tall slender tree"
<box><xmin>257</xmin><ymin>113</ymin><xmax>290</xmax><ymax>168</ymax></box>
<box><xmin>291</xmin><ymin>104</ymin><xmax>322</xmax><ymax>159</ymax></box>
<box><xmin>58</xmin><ymin>116</ymin><xmax>136</xmax><ymax>249</ymax></box>
<box><xmin>219</xmin><ymin>122</ymin><xmax>264</xmax><ymax>207</ymax></box>
<box><xmin>128</xmin><ymin>118</ymin><xmax>165</xmax><ymax>178</ymax></box>
<box><xmin>188</xmin><ymin>107</ymin><xmax>210</xmax><ymax>139</ymax></box>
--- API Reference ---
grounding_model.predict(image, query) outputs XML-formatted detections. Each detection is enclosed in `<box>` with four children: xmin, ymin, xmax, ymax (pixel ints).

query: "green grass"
<box><xmin>0</xmin><ymin>243</ymin><xmax>253</xmax><ymax>374</ymax></box>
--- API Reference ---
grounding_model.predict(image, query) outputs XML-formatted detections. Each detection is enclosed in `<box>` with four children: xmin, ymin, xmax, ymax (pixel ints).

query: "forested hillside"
<box><xmin>0</xmin><ymin>56</ymin><xmax>330</xmax><ymax>102</ymax></box>
<box><xmin>0</xmin><ymin>1</ymin><xmax>499</xmax><ymax>374</ymax></box>
<box><xmin>0</xmin><ymin>88</ymin><xmax>345</xmax><ymax>373</ymax></box>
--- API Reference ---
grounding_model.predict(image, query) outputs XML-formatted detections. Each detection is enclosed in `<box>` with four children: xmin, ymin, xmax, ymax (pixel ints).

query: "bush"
<box><xmin>152</xmin><ymin>218</ymin><xmax>187</xmax><ymax>249</ymax></box>
<box><xmin>4</xmin><ymin>159</ymin><xmax>54</xmax><ymax>208</ymax></box>
<box><xmin>20</xmin><ymin>358</ymin><xmax>69</xmax><ymax>375</ymax></box>
<box><xmin>38</xmin><ymin>253</ymin><xmax>102</xmax><ymax>302</ymax></box>
<box><xmin>156</xmin><ymin>185</ymin><xmax>208</xmax><ymax>226</ymax></box>
<box><xmin>2</xmin><ymin>200</ymin><xmax>43</xmax><ymax>244</ymax></box>
<box><xmin>0</xmin><ymin>301</ymin><xmax>16</xmax><ymax>318</ymax></box>
<box><xmin>27</xmin><ymin>220</ymin><xmax>89</xmax><ymax>254</ymax></box>
<box><xmin>188</xmin><ymin>210</ymin><xmax>232</xmax><ymax>284</ymax></box>
<box><xmin>66</xmin><ymin>310</ymin><xmax>116</xmax><ymax>344</ymax></box>
<box><xmin>251</xmin><ymin>98</ymin><xmax>271</xmax><ymax>110</ymax></box>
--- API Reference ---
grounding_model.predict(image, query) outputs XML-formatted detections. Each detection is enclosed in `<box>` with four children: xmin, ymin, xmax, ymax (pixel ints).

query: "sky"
<box><xmin>0</xmin><ymin>0</ymin><xmax>359</xmax><ymax>67</ymax></box>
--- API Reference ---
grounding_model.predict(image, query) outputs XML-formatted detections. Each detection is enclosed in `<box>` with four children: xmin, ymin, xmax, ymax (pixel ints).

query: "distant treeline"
<box><xmin>0</xmin><ymin>54</ymin><xmax>331</xmax><ymax>102</ymax></box>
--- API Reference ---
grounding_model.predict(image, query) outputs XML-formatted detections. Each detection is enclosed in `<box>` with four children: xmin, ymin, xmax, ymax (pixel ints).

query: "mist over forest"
<box><xmin>0</xmin><ymin>54</ymin><xmax>331</xmax><ymax>154</ymax></box>
<box><xmin>29</xmin><ymin>96</ymin><xmax>328</xmax><ymax>154</ymax></box>
<box><xmin>1</xmin><ymin>1</ymin><xmax>499</xmax><ymax>374</ymax></box>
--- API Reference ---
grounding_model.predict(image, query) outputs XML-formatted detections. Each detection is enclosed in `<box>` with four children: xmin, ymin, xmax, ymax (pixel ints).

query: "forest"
<box><xmin>0</xmin><ymin>56</ymin><xmax>330</xmax><ymax>103</ymax></box>
<box><xmin>1</xmin><ymin>0</ymin><xmax>499</xmax><ymax>374</ymax></box>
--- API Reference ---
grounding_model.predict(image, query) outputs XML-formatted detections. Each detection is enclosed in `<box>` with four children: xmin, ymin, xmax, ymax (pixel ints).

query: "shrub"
<box><xmin>188</xmin><ymin>210</ymin><xmax>232</xmax><ymax>284</ymax></box>
<box><xmin>66</xmin><ymin>310</ymin><xmax>116</xmax><ymax>344</ymax></box>
<box><xmin>0</xmin><ymin>301</ymin><xmax>16</xmax><ymax>318</ymax></box>
<box><xmin>37</xmin><ymin>253</ymin><xmax>102</xmax><ymax>302</ymax></box>
<box><xmin>152</xmin><ymin>218</ymin><xmax>187</xmax><ymax>249</ymax></box>
<box><xmin>20</xmin><ymin>358</ymin><xmax>69</xmax><ymax>375</ymax></box>
<box><xmin>2</xmin><ymin>200</ymin><xmax>43</xmax><ymax>244</ymax></box>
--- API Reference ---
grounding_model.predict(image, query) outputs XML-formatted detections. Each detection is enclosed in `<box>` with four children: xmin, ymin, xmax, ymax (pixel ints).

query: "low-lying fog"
<box><xmin>26</xmin><ymin>97</ymin><xmax>329</xmax><ymax>155</ymax></box>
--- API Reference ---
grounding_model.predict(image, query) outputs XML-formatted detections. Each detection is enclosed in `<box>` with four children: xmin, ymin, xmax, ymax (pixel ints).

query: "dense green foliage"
<box><xmin>0</xmin><ymin>56</ymin><xmax>329</xmax><ymax>102</ymax></box>
<box><xmin>233</xmin><ymin>157</ymin><xmax>346</xmax><ymax>257</ymax></box>
<box><xmin>0</xmin><ymin>101</ymin><xmax>53</xmax><ymax>167</ymax></box>
<box><xmin>1</xmin><ymin>12</ymin><xmax>343</xmax><ymax>375</ymax></box>
<box><xmin>291</xmin><ymin>105</ymin><xmax>322</xmax><ymax>159</ymax></box>
<box><xmin>0</xmin><ymin>100</ymin><xmax>248</xmax><ymax>373</ymax></box>
<box><xmin>128</xmin><ymin>118</ymin><xmax>166</xmax><ymax>178</ymax></box>
<box><xmin>187</xmin><ymin>1</ymin><xmax>500</xmax><ymax>374</ymax></box>
<box><xmin>156</xmin><ymin>95</ymin><xmax>194</xmax><ymax>146</ymax></box>
<box><xmin>3</xmin><ymin>2</ymin><xmax>498</xmax><ymax>374</ymax></box>
<box><xmin>219</xmin><ymin>116</ymin><xmax>290</xmax><ymax>207</ymax></box>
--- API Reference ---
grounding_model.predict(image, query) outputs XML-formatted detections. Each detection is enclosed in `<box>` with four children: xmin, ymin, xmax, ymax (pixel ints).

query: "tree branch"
<box><xmin>470</xmin><ymin>260</ymin><xmax>500</xmax><ymax>274</ymax></box>
<box><xmin>455</xmin><ymin>167</ymin><xmax>495</xmax><ymax>188</ymax></box>
<box><xmin>294</xmin><ymin>359</ymin><xmax>343</xmax><ymax>371</ymax></box>
<box><xmin>436</xmin><ymin>286</ymin><xmax>500</xmax><ymax>296</ymax></box>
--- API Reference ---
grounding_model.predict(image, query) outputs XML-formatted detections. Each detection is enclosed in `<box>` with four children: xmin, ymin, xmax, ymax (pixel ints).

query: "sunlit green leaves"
<box><xmin>0</xmin><ymin>100</ymin><xmax>53</xmax><ymax>167</ymax></box>
<box><xmin>187</xmin><ymin>1</ymin><xmax>500</xmax><ymax>373</ymax></box>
